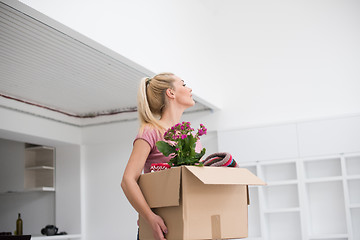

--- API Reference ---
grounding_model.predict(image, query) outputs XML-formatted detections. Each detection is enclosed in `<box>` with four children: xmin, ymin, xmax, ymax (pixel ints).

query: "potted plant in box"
<box><xmin>156</xmin><ymin>122</ymin><xmax>207</xmax><ymax>167</ymax></box>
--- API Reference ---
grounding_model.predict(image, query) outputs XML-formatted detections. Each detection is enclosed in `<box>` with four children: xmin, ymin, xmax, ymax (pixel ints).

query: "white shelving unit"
<box><xmin>24</xmin><ymin>146</ymin><xmax>55</xmax><ymax>191</ymax></box>
<box><xmin>242</xmin><ymin>153</ymin><xmax>360</xmax><ymax>240</ymax></box>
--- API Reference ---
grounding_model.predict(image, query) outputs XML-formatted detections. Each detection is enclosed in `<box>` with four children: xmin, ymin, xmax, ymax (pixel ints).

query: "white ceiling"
<box><xmin>0</xmin><ymin>0</ymin><xmax>213</xmax><ymax>126</ymax></box>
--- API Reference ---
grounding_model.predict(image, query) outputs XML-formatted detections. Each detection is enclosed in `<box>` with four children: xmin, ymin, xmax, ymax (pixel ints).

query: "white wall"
<box><xmin>0</xmin><ymin>191</ymin><xmax>55</xmax><ymax>235</ymax></box>
<box><xmin>0</xmin><ymin>107</ymin><xmax>81</xmax><ymax>145</ymax></box>
<box><xmin>198</xmin><ymin>0</ymin><xmax>360</xmax><ymax>130</ymax></box>
<box><xmin>81</xmin><ymin>120</ymin><xmax>139</xmax><ymax>240</ymax></box>
<box><xmin>19</xmin><ymin>0</ymin><xmax>360</xmax><ymax>130</ymax></box>
<box><xmin>56</xmin><ymin>144</ymin><xmax>82</xmax><ymax>235</ymax></box>
<box><xmin>0</xmin><ymin>139</ymin><xmax>25</xmax><ymax>192</ymax></box>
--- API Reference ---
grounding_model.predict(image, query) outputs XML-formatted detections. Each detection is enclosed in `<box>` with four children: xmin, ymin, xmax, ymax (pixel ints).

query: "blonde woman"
<box><xmin>121</xmin><ymin>73</ymin><xmax>199</xmax><ymax>240</ymax></box>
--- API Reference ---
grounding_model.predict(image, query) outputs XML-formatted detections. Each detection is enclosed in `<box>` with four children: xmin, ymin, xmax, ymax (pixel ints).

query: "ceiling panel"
<box><xmin>0</xmin><ymin>0</ymin><xmax>213</xmax><ymax>126</ymax></box>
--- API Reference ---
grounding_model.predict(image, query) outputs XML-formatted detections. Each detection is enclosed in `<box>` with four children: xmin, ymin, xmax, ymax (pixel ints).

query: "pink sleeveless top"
<box><xmin>134</xmin><ymin>126</ymin><xmax>202</xmax><ymax>173</ymax></box>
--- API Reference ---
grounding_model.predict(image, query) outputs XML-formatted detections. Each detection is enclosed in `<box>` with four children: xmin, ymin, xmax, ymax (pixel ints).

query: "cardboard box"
<box><xmin>138</xmin><ymin>166</ymin><xmax>266</xmax><ymax>240</ymax></box>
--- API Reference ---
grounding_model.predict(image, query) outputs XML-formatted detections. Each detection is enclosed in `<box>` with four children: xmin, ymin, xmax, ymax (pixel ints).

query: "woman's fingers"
<box><xmin>152</xmin><ymin>214</ymin><xmax>168</xmax><ymax>240</ymax></box>
<box><xmin>159</xmin><ymin>220</ymin><xmax>168</xmax><ymax>235</ymax></box>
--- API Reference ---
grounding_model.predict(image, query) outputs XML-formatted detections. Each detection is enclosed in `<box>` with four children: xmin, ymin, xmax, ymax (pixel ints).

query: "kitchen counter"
<box><xmin>30</xmin><ymin>235</ymin><xmax>81</xmax><ymax>240</ymax></box>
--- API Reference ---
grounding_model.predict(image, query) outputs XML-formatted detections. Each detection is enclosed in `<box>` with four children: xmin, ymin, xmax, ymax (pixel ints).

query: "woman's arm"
<box><xmin>121</xmin><ymin>139</ymin><xmax>168</xmax><ymax>240</ymax></box>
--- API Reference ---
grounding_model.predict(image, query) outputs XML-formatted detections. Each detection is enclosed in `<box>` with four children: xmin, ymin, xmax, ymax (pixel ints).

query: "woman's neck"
<box><xmin>159</xmin><ymin>106</ymin><xmax>184</xmax><ymax>129</ymax></box>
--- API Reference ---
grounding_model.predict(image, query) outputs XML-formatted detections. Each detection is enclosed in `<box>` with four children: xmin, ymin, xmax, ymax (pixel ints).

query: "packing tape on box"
<box><xmin>211</xmin><ymin>215</ymin><xmax>221</xmax><ymax>240</ymax></box>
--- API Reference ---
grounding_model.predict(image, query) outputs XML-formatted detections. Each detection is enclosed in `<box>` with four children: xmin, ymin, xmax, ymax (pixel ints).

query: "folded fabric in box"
<box><xmin>150</xmin><ymin>163</ymin><xmax>171</xmax><ymax>172</ymax></box>
<box><xmin>201</xmin><ymin>152</ymin><xmax>239</xmax><ymax>167</ymax></box>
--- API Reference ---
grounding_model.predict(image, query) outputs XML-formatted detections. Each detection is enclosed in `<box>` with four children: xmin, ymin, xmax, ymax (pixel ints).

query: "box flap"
<box><xmin>138</xmin><ymin>167</ymin><xmax>181</xmax><ymax>208</ymax></box>
<box><xmin>184</xmin><ymin>166</ymin><xmax>266</xmax><ymax>185</ymax></box>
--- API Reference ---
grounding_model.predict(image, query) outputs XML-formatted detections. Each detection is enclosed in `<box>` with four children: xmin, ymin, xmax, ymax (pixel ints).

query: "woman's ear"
<box><xmin>166</xmin><ymin>88</ymin><xmax>175</xmax><ymax>99</ymax></box>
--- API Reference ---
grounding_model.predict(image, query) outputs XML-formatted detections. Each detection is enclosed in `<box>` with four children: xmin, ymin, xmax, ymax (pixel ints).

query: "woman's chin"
<box><xmin>186</xmin><ymin>100</ymin><xmax>196</xmax><ymax>109</ymax></box>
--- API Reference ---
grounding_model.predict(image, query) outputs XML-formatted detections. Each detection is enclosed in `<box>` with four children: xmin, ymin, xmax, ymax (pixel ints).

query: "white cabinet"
<box><xmin>24</xmin><ymin>145</ymin><xmax>55</xmax><ymax>191</ymax></box>
<box><xmin>217</xmin><ymin>124</ymin><xmax>299</xmax><ymax>163</ymax></box>
<box><xmin>241</xmin><ymin>154</ymin><xmax>360</xmax><ymax>240</ymax></box>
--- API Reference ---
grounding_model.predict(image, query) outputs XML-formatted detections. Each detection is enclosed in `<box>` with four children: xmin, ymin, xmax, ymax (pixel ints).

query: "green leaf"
<box><xmin>195</xmin><ymin>148</ymin><xmax>206</xmax><ymax>160</ymax></box>
<box><xmin>156</xmin><ymin>141</ymin><xmax>177</xmax><ymax>157</ymax></box>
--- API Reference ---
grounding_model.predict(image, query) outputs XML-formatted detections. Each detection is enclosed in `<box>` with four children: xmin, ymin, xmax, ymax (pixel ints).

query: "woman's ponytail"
<box><xmin>137</xmin><ymin>73</ymin><xmax>175</xmax><ymax>132</ymax></box>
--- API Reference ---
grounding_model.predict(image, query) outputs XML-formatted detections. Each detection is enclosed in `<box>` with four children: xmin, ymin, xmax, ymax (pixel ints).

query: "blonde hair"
<box><xmin>137</xmin><ymin>72</ymin><xmax>176</xmax><ymax>132</ymax></box>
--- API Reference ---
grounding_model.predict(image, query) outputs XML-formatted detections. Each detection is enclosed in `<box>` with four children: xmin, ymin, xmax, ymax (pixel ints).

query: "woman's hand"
<box><xmin>148</xmin><ymin>213</ymin><xmax>168</xmax><ymax>240</ymax></box>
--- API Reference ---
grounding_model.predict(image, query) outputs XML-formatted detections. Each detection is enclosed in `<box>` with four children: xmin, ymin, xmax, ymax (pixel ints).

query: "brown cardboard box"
<box><xmin>138</xmin><ymin>166</ymin><xmax>266</xmax><ymax>240</ymax></box>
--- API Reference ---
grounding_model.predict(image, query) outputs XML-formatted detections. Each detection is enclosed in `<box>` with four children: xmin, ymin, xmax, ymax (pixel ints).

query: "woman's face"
<box><xmin>172</xmin><ymin>76</ymin><xmax>195</xmax><ymax>108</ymax></box>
